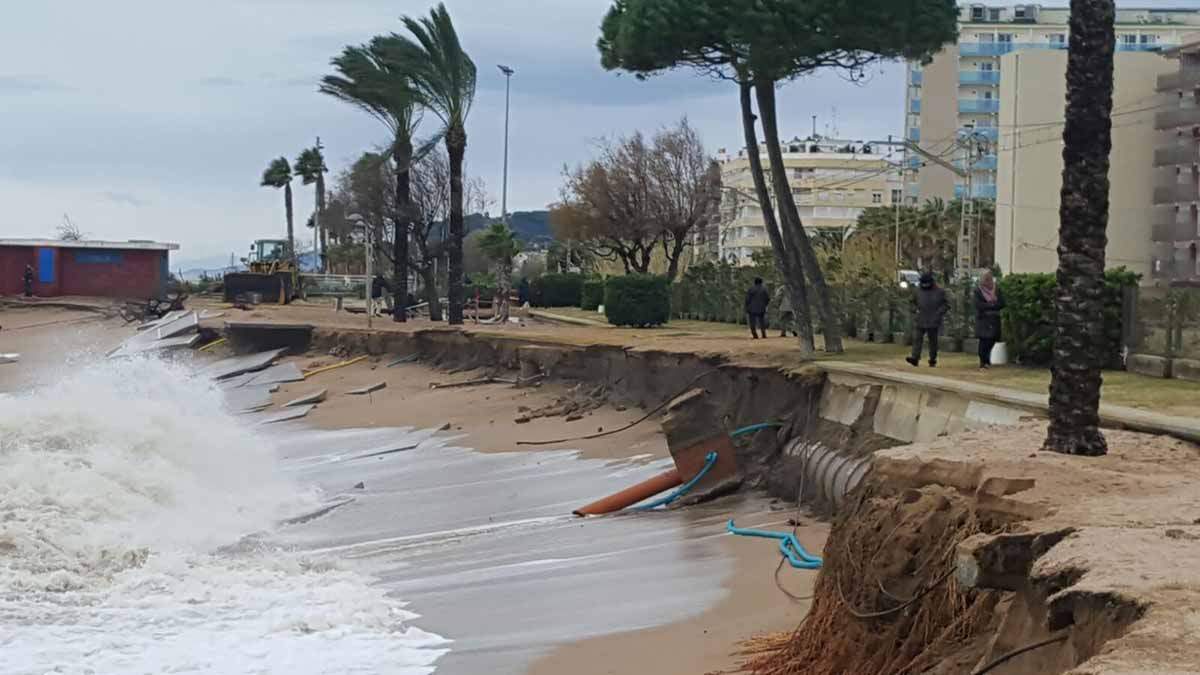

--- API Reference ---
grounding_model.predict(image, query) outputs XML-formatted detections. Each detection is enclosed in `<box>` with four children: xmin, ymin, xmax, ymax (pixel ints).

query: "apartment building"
<box><xmin>716</xmin><ymin>138</ymin><xmax>900</xmax><ymax>265</ymax></box>
<box><xmin>906</xmin><ymin>4</ymin><xmax>1200</xmax><ymax>204</ymax></box>
<box><xmin>1152</xmin><ymin>34</ymin><xmax>1200</xmax><ymax>282</ymax></box>
<box><xmin>994</xmin><ymin>50</ymin><xmax>1171</xmax><ymax>278</ymax></box>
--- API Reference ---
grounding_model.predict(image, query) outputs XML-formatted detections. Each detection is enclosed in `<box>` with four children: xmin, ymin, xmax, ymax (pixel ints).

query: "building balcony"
<box><xmin>911</xmin><ymin>71</ymin><xmax>923</xmax><ymax>86</ymax></box>
<box><xmin>1153</xmin><ymin>220</ymin><xmax>1199</xmax><ymax>242</ymax></box>
<box><xmin>1158</xmin><ymin>67</ymin><xmax>1200</xmax><ymax>92</ymax></box>
<box><xmin>1155</xmin><ymin>106</ymin><xmax>1200</xmax><ymax>130</ymax></box>
<box><xmin>967</xmin><ymin>126</ymin><xmax>999</xmax><ymax>142</ymax></box>
<box><xmin>1154</xmin><ymin>182</ymin><xmax>1200</xmax><ymax>204</ymax></box>
<box><xmin>908</xmin><ymin>127</ymin><xmax>920</xmax><ymax>142</ymax></box>
<box><xmin>959</xmin><ymin>98</ymin><xmax>1000</xmax><ymax>114</ymax></box>
<box><xmin>910</xmin><ymin>99</ymin><xmax>922</xmax><ymax>114</ymax></box>
<box><xmin>1154</xmin><ymin>143</ymin><xmax>1200</xmax><ymax>167</ymax></box>
<box><xmin>955</xmin><ymin>183</ymin><xmax>998</xmax><ymax>200</ymax></box>
<box><xmin>959</xmin><ymin>70</ymin><xmax>1001</xmax><ymax>86</ymax></box>
<box><xmin>954</xmin><ymin>155</ymin><xmax>998</xmax><ymax>171</ymax></box>
<box><xmin>960</xmin><ymin>42</ymin><xmax>1014</xmax><ymax>57</ymax></box>
<box><xmin>905</xmin><ymin>156</ymin><xmax>922</xmax><ymax>170</ymax></box>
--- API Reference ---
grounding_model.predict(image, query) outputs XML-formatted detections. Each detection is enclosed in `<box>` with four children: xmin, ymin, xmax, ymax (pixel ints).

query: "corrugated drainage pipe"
<box><xmin>784</xmin><ymin>438</ymin><xmax>872</xmax><ymax>510</ymax></box>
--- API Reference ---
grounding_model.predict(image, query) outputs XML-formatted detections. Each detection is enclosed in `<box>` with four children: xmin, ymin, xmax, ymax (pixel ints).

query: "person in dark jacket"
<box><xmin>518</xmin><ymin>277</ymin><xmax>530</xmax><ymax>306</ymax></box>
<box><xmin>974</xmin><ymin>271</ymin><xmax>1005</xmax><ymax>369</ymax></box>
<box><xmin>745</xmin><ymin>277</ymin><xmax>770</xmax><ymax>339</ymax></box>
<box><xmin>23</xmin><ymin>264</ymin><xmax>34</xmax><ymax>297</ymax></box>
<box><xmin>906</xmin><ymin>271</ymin><xmax>950</xmax><ymax>367</ymax></box>
<box><xmin>370</xmin><ymin>274</ymin><xmax>392</xmax><ymax>316</ymax></box>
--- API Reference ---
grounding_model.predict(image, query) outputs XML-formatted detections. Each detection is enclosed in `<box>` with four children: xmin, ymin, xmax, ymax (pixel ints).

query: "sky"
<box><xmin>2</xmin><ymin>1</ymin><xmax>1196</xmax><ymax>269</ymax></box>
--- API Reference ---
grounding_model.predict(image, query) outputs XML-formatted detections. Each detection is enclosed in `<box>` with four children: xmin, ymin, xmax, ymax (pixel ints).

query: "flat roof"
<box><xmin>0</xmin><ymin>238</ymin><xmax>179</xmax><ymax>251</ymax></box>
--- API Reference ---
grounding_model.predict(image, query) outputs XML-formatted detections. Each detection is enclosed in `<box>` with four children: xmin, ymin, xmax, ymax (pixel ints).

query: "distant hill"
<box><xmin>464</xmin><ymin>210</ymin><xmax>552</xmax><ymax>244</ymax></box>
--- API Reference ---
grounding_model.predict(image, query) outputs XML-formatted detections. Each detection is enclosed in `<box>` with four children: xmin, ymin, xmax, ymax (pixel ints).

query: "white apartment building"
<box><xmin>905</xmin><ymin>4</ymin><xmax>1200</xmax><ymax>204</ymax></box>
<box><xmin>717</xmin><ymin>137</ymin><xmax>901</xmax><ymax>265</ymax></box>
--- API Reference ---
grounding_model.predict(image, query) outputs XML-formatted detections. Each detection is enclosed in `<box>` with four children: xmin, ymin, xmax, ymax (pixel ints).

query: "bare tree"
<box><xmin>551</xmin><ymin>119</ymin><xmax>719</xmax><ymax>281</ymax></box>
<box><xmin>56</xmin><ymin>214</ymin><xmax>85</xmax><ymax>241</ymax></box>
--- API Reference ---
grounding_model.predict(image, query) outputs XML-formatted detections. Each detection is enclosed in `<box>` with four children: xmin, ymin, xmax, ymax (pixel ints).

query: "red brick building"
<box><xmin>0</xmin><ymin>239</ymin><xmax>178</xmax><ymax>299</ymax></box>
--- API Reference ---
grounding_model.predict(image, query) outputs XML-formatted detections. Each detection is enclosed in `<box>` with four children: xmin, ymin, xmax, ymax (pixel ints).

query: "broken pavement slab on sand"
<box><xmin>201</xmin><ymin>348</ymin><xmax>289</xmax><ymax>381</ymax></box>
<box><xmin>223</xmin><ymin>385</ymin><xmax>278</xmax><ymax>414</ymax></box>
<box><xmin>346</xmin><ymin>381</ymin><xmax>387</xmax><ymax>395</ymax></box>
<box><xmin>285</xmin><ymin>389</ymin><xmax>328</xmax><ymax>407</ymax></box>
<box><xmin>259</xmin><ymin>403</ymin><xmax>316</xmax><ymax>425</ymax></box>
<box><xmin>242</xmin><ymin>361</ymin><xmax>304</xmax><ymax>387</ymax></box>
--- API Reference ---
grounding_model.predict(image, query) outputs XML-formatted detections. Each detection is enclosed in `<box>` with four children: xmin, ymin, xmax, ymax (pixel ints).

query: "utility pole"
<box><xmin>892</xmin><ymin>135</ymin><xmax>902</xmax><ymax>272</ymax></box>
<box><xmin>498</xmin><ymin>65</ymin><xmax>515</xmax><ymax>226</ymax></box>
<box><xmin>811</xmin><ymin>115</ymin><xmax>817</xmax><ymax>138</ymax></box>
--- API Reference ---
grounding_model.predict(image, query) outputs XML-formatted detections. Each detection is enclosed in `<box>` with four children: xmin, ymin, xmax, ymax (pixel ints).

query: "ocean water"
<box><xmin>0</xmin><ymin>358</ymin><xmax>449</xmax><ymax>675</ymax></box>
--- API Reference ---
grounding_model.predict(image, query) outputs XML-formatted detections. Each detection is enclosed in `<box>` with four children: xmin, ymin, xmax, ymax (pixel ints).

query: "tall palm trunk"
<box><xmin>446</xmin><ymin>124</ymin><xmax>467</xmax><ymax>325</ymax></box>
<box><xmin>284</xmin><ymin>183</ymin><xmax>295</xmax><ymax>262</ymax></box>
<box><xmin>739</xmin><ymin>81</ymin><xmax>815</xmax><ymax>353</ymax></box>
<box><xmin>393</xmin><ymin>138</ymin><xmax>412</xmax><ymax>322</ymax></box>
<box><xmin>754</xmin><ymin>80</ymin><xmax>843</xmax><ymax>353</ymax></box>
<box><xmin>422</xmin><ymin>267</ymin><xmax>443</xmax><ymax>321</ymax></box>
<box><xmin>1043</xmin><ymin>0</ymin><xmax>1115</xmax><ymax>457</ymax></box>
<box><xmin>316</xmin><ymin>172</ymin><xmax>327</xmax><ymax>273</ymax></box>
<box><xmin>495</xmin><ymin>257</ymin><xmax>512</xmax><ymax>322</ymax></box>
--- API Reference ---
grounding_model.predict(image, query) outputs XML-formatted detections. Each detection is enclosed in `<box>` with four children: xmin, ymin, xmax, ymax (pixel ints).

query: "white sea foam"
<box><xmin>0</xmin><ymin>357</ymin><xmax>447</xmax><ymax>674</ymax></box>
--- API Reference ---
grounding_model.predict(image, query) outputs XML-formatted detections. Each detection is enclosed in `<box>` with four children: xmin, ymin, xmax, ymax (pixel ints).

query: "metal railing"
<box><xmin>959</xmin><ymin>98</ymin><xmax>1000</xmax><ymax>114</ymax></box>
<box><xmin>959</xmin><ymin>70</ymin><xmax>1001</xmax><ymax>86</ymax></box>
<box><xmin>1154</xmin><ymin>143</ymin><xmax>1200</xmax><ymax>167</ymax></box>
<box><xmin>1155</xmin><ymin>106</ymin><xmax>1200</xmax><ymax>131</ymax></box>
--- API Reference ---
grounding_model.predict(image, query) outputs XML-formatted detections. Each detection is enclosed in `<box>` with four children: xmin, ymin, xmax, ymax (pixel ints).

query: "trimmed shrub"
<box><xmin>531</xmin><ymin>272</ymin><xmax>584</xmax><ymax>307</ymax></box>
<box><xmin>580</xmin><ymin>278</ymin><xmax>605</xmax><ymax>311</ymax></box>
<box><xmin>1000</xmin><ymin>267</ymin><xmax>1140</xmax><ymax>366</ymax></box>
<box><xmin>605</xmin><ymin>274</ymin><xmax>671</xmax><ymax>327</ymax></box>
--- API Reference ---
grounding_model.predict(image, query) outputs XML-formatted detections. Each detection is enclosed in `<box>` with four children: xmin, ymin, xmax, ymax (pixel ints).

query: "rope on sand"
<box><xmin>303</xmin><ymin>355</ymin><xmax>368</xmax><ymax>379</ymax></box>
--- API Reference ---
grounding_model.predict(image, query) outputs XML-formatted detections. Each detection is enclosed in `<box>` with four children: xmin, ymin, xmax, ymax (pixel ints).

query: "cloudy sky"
<box><xmin>2</xmin><ymin>1</ymin><xmax>1194</xmax><ymax>268</ymax></box>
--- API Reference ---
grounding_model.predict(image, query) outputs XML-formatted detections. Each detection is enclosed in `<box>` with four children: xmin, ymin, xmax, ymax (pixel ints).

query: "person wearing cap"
<box><xmin>906</xmin><ymin>271</ymin><xmax>949</xmax><ymax>367</ymax></box>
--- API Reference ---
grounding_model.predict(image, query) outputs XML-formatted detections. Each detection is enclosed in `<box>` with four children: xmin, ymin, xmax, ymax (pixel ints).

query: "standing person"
<box><xmin>23</xmin><ymin>264</ymin><xmax>34</xmax><ymax>297</ymax></box>
<box><xmin>974</xmin><ymin>271</ymin><xmax>1005</xmax><ymax>369</ymax></box>
<box><xmin>371</xmin><ymin>274</ymin><xmax>392</xmax><ymax>317</ymax></box>
<box><xmin>744</xmin><ymin>277</ymin><xmax>770</xmax><ymax>339</ymax></box>
<box><xmin>774</xmin><ymin>283</ymin><xmax>797</xmax><ymax>338</ymax></box>
<box><xmin>518</xmin><ymin>277</ymin><xmax>530</xmax><ymax>306</ymax></box>
<box><xmin>906</xmin><ymin>271</ymin><xmax>949</xmax><ymax>367</ymax></box>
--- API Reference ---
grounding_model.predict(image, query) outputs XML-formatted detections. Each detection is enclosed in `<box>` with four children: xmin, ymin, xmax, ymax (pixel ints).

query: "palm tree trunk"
<box><xmin>1043</xmin><ymin>0</ymin><xmax>1115</xmax><ymax>457</ymax></box>
<box><xmin>284</xmin><ymin>183</ymin><xmax>295</xmax><ymax>263</ymax></box>
<box><xmin>393</xmin><ymin>138</ymin><xmax>412</xmax><ymax>322</ymax></box>
<box><xmin>740</xmin><ymin>81</ymin><xmax>815</xmax><ymax>353</ymax></box>
<box><xmin>496</xmin><ymin>258</ymin><xmax>512</xmax><ymax>322</ymax></box>
<box><xmin>316</xmin><ymin>173</ymin><xmax>328</xmax><ymax>273</ymax></box>
<box><xmin>755</xmin><ymin>80</ymin><xmax>842</xmax><ymax>353</ymax></box>
<box><xmin>446</xmin><ymin>125</ymin><xmax>467</xmax><ymax>325</ymax></box>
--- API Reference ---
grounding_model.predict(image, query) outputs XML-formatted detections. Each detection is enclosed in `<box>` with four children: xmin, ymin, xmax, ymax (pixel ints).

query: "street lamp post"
<box><xmin>498</xmin><ymin>64</ymin><xmax>514</xmax><ymax>226</ymax></box>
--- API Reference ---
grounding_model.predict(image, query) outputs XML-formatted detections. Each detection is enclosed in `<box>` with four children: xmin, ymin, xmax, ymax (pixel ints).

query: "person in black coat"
<box><xmin>744</xmin><ymin>277</ymin><xmax>770</xmax><ymax>339</ymax></box>
<box><xmin>974</xmin><ymin>271</ymin><xmax>1005</xmax><ymax>369</ymax></box>
<box><xmin>23</xmin><ymin>264</ymin><xmax>34</xmax><ymax>297</ymax></box>
<box><xmin>906</xmin><ymin>271</ymin><xmax>949</xmax><ymax>367</ymax></box>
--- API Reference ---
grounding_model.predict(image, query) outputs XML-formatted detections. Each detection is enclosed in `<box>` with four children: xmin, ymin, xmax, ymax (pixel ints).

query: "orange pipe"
<box><xmin>573</xmin><ymin>468</ymin><xmax>682</xmax><ymax>517</ymax></box>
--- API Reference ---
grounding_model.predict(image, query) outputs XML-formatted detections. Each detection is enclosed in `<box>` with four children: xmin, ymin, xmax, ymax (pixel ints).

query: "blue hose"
<box><xmin>631</xmin><ymin>423</ymin><xmax>778</xmax><ymax>513</ymax></box>
<box><xmin>729</xmin><ymin>422</ymin><xmax>783</xmax><ymax>438</ymax></box>
<box><xmin>633</xmin><ymin>451</ymin><xmax>718</xmax><ymax>511</ymax></box>
<box><xmin>727</xmin><ymin>519</ymin><xmax>822</xmax><ymax>569</ymax></box>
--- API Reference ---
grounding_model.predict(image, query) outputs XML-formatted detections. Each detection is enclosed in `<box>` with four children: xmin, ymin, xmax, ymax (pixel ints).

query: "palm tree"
<box><xmin>295</xmin><ymin>146</ymin><xmax>328</xmax><ymax>273</ymax></box>
<box><xmin>321</xmin><ymin>42</ymin><xmax>423</xmax><ymax>322</ymax></box>
<box><xmin>377</xmin><ymin>3</ymin><xmax>476</xmax><ymax>325</ymax></box>
<box><xmin>1044</xmin><ymin>0</ymin><xmax>1116</xmax><ymax>457</ymax></box>
<box><xmin>478</xmin><ymin>221</ymin><xmax>519</xmax><ymax>322</ymax></box>
<box><xmin>261</xmin><ymin>157</ymin><xmax>295</xmax><ymax>261</ymax></box>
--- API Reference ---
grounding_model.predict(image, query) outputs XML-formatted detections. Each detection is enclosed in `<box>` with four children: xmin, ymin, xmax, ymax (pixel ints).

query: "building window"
<box><xmin>988</xmin><ymin>8</ymin><xmax>1001</xmax><ymax>22</ymax></box>
<box><xmin>872</xmin><ymin>192</ymin><xmax>883</xmax><ymax>204</ymax></box>
<box><xmin>833</xmin><ymin>191</ymin><xmax>846</xmax><ymax>202</ymax></box>
<box><xmin>1121</xmin><ymin>34</ymin><xmax>1137</xmax><ymax>46</ymax></box>
<box><xmin>971</xmin><ymin>6</ymin><xmax>985</xmax><ymax>21</ymax></box>
<box><xmin>818</xmin><ymin>191</ymin><xmax>829</xmax><ymax>201</ymax></box>
<box><xmin>1049</xmin><ymin>33</ymin><xmax>1066</xmax><ymax>47</ymax></box>
<box><xmin>891</xmin><ymin>189</ymin><xmax>903</xmax><ymax>204</ymax></box>
<box><xmin>997</xmin><ymin>33</ymin><xmax>1012</xmax><ymax>44</ymax></box>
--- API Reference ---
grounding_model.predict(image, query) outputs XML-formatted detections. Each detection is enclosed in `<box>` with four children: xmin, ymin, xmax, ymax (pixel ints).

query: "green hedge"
<box><xmin>1000</xmin><ymin>267</ymin><xmax>1139</xmax><ymax>367</ymax></box>
<box><xmin>605</xmin><ymin>274</ymin><xmax>671</xmax><ymax>327</ymax></box>
<box><xmin>580</xmin><ymin>278</ymin><xmax>605</xmax><ymax>311</ymax></box>
<box><xmin>531</xmin><ymin>272</ymin><xmax>584</xmax><ymax>307</ymax></box>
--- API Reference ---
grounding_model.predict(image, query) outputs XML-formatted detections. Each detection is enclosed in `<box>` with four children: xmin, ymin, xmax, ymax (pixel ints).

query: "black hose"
<box><xmin>971</xmin><ymin>634</ymin><xmax>1068</xmax><ymax>675</ymax></box>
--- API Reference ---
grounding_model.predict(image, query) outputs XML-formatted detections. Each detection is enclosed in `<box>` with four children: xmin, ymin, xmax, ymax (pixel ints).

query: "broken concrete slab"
<box><xmin>155</xmin><ymin>311</ymin><xmax>199</xmax><ymax>339</ymax></box>
<box><xmin>0</xmin><ymin>353</ymin><xmax>19</xmax><ymax>365</ymax></box>
<box><xmin>259</xmin><ymin>404</ymin><xmax>316</xmax><ymax>425</ymax></box>
<box><xmin>347</xmin><ymin>381</ymin><xmax>387</xmax><ymax>395</ymax></box>
<box><xmin>109</xmin><ymin>333</ymin><xmax>201</xmax><ymax>358</ymax></box>
<box><xmin>285</xmin><ymin>389</ymin><xmax>327</xmax><ymax>407</ymax></box>
<box><xmin>198</xmin><ymin>310</ymin><xmax>226</xmax><ymax>320</ymax></box>
<box><xmin>136</xmin><ymin>309</ymin><xmax>189</xmax><ymax>332</ymax></box>
<box><xmin>202</xmin><ymin>348</ymin><xmax>288</xmax><ymax>380</ymax></box>
<box><xmin>223</xmin><ymin>385</ymin><xmax>277</xmax><ymax>414</ymax></box>
<box><xmin>242</xmin><ymin>361</ymin><xmax>304</xmax><ymax>387</ymax></box>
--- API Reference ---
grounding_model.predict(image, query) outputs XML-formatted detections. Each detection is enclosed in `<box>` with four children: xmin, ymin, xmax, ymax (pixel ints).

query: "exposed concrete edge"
<box><xmin>820</xmin><ymin>361</ymin><xmax>1200</xmax><ymax>445</ymax></box>
<box><xmin>0</xmin><ymin>297</ymin><xmax>113</xmax><ymax>314</ymax></box>
<box><xmin>528</xmin><ymin>309</ymin><xmax>612</xmax><ymax>328</ymax></box>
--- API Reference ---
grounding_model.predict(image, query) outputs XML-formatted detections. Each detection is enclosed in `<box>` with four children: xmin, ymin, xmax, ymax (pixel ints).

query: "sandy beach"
<box><xmin>1</xmin><ymin>304</ymin><xmax>826</xmax><ymax>675</ymax></box>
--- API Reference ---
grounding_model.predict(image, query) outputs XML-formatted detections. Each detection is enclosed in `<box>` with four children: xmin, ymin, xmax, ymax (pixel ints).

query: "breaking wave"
<box><xmin>0</xmin><ymin>357</ymin><xmax>447</xmax><ymax>674</ymax></box>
